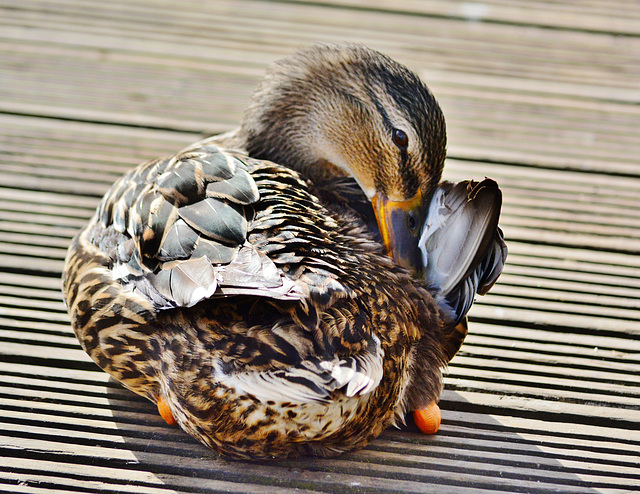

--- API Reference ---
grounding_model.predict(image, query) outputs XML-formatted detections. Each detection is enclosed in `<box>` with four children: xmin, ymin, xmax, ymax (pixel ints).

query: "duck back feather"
<box><xmin>63</xmin><ymin>137</ymin><xmax>452</xmax><ymax>459</ymax></box>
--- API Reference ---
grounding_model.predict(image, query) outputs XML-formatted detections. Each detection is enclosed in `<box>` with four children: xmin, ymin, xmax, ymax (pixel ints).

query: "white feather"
<box><xmin>213</xmin><ymin>334</ymin><xmax>384</xmax><ymax>404</ymax></box>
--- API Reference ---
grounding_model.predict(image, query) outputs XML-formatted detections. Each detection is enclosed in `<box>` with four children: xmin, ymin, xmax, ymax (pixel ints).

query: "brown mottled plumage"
<box><xmin>62</xmin><ymin>44</ymin><xmax>505</xmax><ymax>460</ymax></box>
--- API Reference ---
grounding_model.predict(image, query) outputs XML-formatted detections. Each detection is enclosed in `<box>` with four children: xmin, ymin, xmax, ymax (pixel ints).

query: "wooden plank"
<box><xmin>0</xmin><ymin>434</ymin><xmax>618</xmax><ymax>493</ymax></box>
<box><xmin>0</xmin><ymin>394</ymin><xmax>634</xmax><ymax>492</ymax></box>
<box><xmin>0</xmin><ymin>342</ymin><xmax>90</xmax><ymax>363</ymax></box>
<box><xmin>0</xmin><ymin>211</ymin><xmax>87</xmax><ymax>230</ymax></box>
<box><xmin>0</xmin><ymin>114</ymin><xmax>197</xmax><ymax>162</ymax></box>
<box><xmin>0</xmin><ymin>406</ymin><xmax>171</xmax><ymax>438</ymax></box>
<box><xmin>501</xmin><ymin>264</ymin><xmax>640</xmax><ymax>293</ymax></box>
<box><xmin>2</xmin><ymin>348</ymin><xmax>637</xmax><ymax>489</ymax></box>
<box><xmin>3</xmin><ymin>113</ymin><xmax>640</xmax><ymax>207</ymax></box>
<box><xmin>506</xmin><ymin>242</ymin><xmax>640</xmax><ymax>272</ymax></box>
<box><xmin>487</xmin><ymin>283</ymin><xmax>640</xmax><ymax>312</ymax></box>
<box><xmin>0</xmin><ymin>272</ymin><xmax>63</xmax><ymax>293</ymax></box>
<box><xmin>0</xmin><ymin>396</ymin><xmax>157</xmax><ymax>424</ymax></box>
<box><xmin>0</xmin><ymin>0</ymin><xmax>639</xmax><ymax>492</ymax></box>
<box><xmin>0</xmin><ymin>484</ymin><xmax>82</xmax><ymax>494</ymax></box>
<box><xmin>0</xmin><ymin>242</ymin><xmax>69</xmax><ymax>262</ymax></box>
<box><xmin>451</xmin><ymin>353</ymin><xmax>640</xmax><ymax>390</ymax></box>
<box><xmin>0</xmin><ymin>361</ymin><xmax>112</xmax><ymax>385</ymax></box>
<box><xmin>441</xmin><ymin>389</ymin><xmax>640</xmax><ymax>430</ymax></box>
<box><xmin>4</xmin><ymin>371</ymin><xmax>639</xmax><ymax>464</ymax></box>
<box><xmin>469</xmin><ymin>322</ymin><xmax>640</xmax><ymax>353</ymax></box>
<box><xmin>470</xmin><ymin>304</ymin><xmax>640</xmax><ymax>334</ymax></box>
<box><xmin>1</xmin><ymin>2</ymin><xmax>639</xmax><ymax>176</ymax></box>
<box><xmin>385</xmin><ymin>424</ymin><xmax>640</xmax><ymax>463</ymax></box>
<box><xmin>0</xmin><ymin>331</ymin><xmax>78</xmax><ymax>349</ymax></box>
<box><xmin>476</xmin><ymin>292</ymin><xmax>640</xmax><ymax>323</ymax></box>
<box><xmin>2</xmin><ymin>403</ymin><xmax>636</xmax><ymax>473</ymax></box>
<box><xmin>0</xmin><ymin>319</ymin><xmax>72</xmax><ymax>336</ymax></box>
<box><xmin>0</xmin><ymin>227</ymin><xmax>78</xmax><ymax>245</ymax></box>
<box><xmin>0</xmin><ymin>286</ymin><xmax>65</xmax><ymax>304</ymax></box>
<box><xmin>279</xmin><ymin>0</ymin><xmax>640</xmax><ymax>35</ymax></box>
<box><xmin>0</xmin><ymin>459</ymin><xmax>317</xmax><ymax>494</ymax></box>
<box><xmin>4</xmin><ymin>0</ymin><xmax>639</xmax><ymax>89</ymax></box>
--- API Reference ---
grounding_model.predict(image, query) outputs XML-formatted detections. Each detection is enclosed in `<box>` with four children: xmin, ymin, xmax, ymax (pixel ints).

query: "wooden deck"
<box><xmin>1</xmin><ymin>1</ymin><xmax>639</xmax><ymax>492</ymax></box>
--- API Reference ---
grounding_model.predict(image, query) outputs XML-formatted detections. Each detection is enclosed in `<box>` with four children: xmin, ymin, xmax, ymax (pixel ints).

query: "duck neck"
<box><xmin>235</xmin><ymin>53</ymin><xmax>368</xmax><ymax>188</ymax></box>
<box><xmin>239</xmin><ymin>105</ymin><xmax>347</xmax><ymax>185</ymax></box>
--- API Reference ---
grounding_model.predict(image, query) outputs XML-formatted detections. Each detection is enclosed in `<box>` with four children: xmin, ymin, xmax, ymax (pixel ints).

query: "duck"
<box><xmin>62</xmin><ymin>43</ymin><xmax>506</xmax><ymax>460</ymax></box>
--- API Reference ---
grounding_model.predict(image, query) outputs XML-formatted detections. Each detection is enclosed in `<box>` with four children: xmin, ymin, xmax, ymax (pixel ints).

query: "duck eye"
<box><xmin>392</xmin><ymin>128</ymin><xmax>409</xmax><ymax>149</ymax></box>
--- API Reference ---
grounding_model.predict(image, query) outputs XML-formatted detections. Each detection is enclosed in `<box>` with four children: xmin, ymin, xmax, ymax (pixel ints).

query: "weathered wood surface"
<box><xmin>1</xmin><ymin>0</ymin><xmax>639</xmax><ymax>492</ymax></box>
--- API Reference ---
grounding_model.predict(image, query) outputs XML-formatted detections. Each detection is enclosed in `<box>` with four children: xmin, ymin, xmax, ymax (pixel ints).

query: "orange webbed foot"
<box><xmin>157</xmin><ymin>395</ymin><xmax>177</xmax><ymax>426</ymax></box>
<box><xmin>413</xmin><ymin>402</ymin><xmax>441</xmax><ymax>434</ymax></box>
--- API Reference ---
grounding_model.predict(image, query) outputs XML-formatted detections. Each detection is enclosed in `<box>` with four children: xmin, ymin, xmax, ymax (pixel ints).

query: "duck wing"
<box><xmin>92</xmin><ymin>142</ymin><xmax>320</xmax><ymax>310</ymax></box>
<box><xmin>82</xmin><ymin>140</ymin><xmax>387</xmax><ymax>402</ymax></box>
<box><xmin>419</xmin><ymin>178</ymin><xmax>507</xmax><ymax>325</ymax></box>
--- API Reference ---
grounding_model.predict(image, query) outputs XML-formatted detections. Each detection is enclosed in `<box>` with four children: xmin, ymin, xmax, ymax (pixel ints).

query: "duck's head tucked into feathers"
<box><xmin>238</xmin><ymin>44</ymin><xmax>447</xmax><ymax>273</ymax></box>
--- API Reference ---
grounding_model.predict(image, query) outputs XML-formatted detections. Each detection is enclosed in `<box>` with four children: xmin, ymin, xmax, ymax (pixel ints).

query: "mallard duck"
<box><xmin>62</xmin><ymin>43</ymin><xmax>506</xmax><ymax>460</ymax></box>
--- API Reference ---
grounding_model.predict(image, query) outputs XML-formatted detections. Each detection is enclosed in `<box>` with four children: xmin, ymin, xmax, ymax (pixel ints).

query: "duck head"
<box><xmin>239</xmin><ymin>43</ymin><xmax>447</xmax><ymax>276</ymax></box>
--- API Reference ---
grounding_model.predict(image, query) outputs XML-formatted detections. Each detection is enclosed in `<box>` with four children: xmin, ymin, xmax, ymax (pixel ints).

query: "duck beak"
<box><xmin>372</xmin><ymin>190</ymin><xmax>425</xmax><ymax>276</ymax></box>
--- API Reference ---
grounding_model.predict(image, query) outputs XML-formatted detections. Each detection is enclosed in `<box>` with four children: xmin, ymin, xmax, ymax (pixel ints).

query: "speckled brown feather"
<box><xmin>62</xmin><ymin>43</ymin><xmax>464</xmax><ymax>460</ymax></box>
<box><xmin>62</xmin><ymin>141</ymin><xmax>451</xmax><ymax>459</ymax></box>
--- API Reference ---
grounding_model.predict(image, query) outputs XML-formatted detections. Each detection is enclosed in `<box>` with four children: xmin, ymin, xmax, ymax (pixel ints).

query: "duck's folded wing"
<box><xmin>218</xmin><ymin>335</ymin><xmax>384</xmax><ymax>404</ymax></box>
<box><xmin>93</xmin><ymin>143</ymin><xmax>310</xmax><ymax>309</ymax></box>
<box><xmin>419</xmin><ymin>179</ymin><xmax>507</xmax><ymax>325</ymax></box>
<box><xmin>443</xmin><ymin>226</ymin><xmax>507</xmax><ymax>323</ymax></box>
